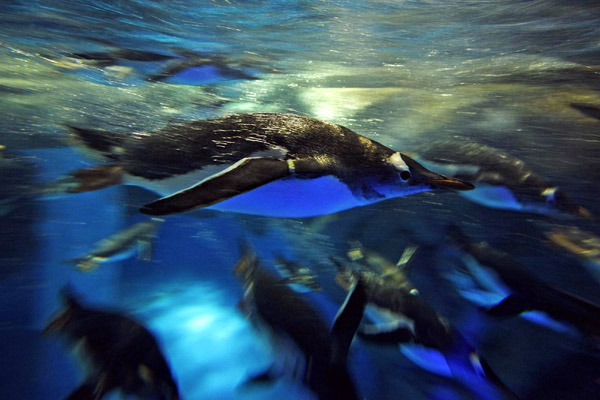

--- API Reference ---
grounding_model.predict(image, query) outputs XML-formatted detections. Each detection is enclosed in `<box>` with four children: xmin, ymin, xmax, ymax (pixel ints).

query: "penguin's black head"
<box><xmin>395</xmin><ymin>153</ymin><xmax>475</xmax><ymax>191</ymax></box>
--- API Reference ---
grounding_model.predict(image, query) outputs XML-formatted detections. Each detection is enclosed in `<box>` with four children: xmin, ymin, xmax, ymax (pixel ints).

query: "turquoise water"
<box><xmin>1</xmin><ymin>1</ymin><xmax>600</xmax><ymax>399</ymax></box>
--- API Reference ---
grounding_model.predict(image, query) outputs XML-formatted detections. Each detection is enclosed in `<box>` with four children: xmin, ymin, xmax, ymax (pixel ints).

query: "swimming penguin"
<box><xmin>332</xmin><ymin>256</ymin><xmax>519</xmax><ymax>400</ymax></box>
<box><xmin>233</xmin><ymin>244</ymin><xmax>367</xmax><ymax>400</ymax></box>
<box><xmin>59</xmin><ymin>113</ymin><xmax>473</xmax><ymax>218</ymax></box>
<box><xmin>273</xmin><ymin>254</ymin><xmax>322</xmax><ymax>292</ymax></box>
<box><xmin>43</xmin><ymin>287</ymin><xmax>180</xmax><ymax>400</ymax></box>
<box><xmin>65</xmin><ymin>218</ymin><xmax>163</xmax><ymax>272</ymax></box>
<box><xmin>406</xmin><ymin>140</ymin><xmax>592</xmax><ymax>218</ymax></box>
<box><xmin>42</xmin><ymin>48</ymin><xmax>265</xmax><ymax>86</ymax></box>
<box><xmin>446</xmin><ymin>225</ymin><xmax>600</xmax><ymax>339</ymax></box>
<box><xmin>332</xmin><ymin>256</ymin><xmax>452</xmax><ymax>351</ymax></box>
<box><xmin>145</xmin><ymin>55</ymin><xmax>258</xmax><ymax>85</ymax></box>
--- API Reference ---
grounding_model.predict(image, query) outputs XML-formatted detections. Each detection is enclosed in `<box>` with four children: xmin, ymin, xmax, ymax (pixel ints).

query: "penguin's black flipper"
<box><xmin>330</xmin><ymin>279</ymin><xmax>367</xmax><ymax>367</ymax></box>
<box><xmin>140</xmin><ymin>157</ymin><xmax>291</xmax><ymax>216</ymax></box>
<box><xmin>485</xmin><ymin>294</ymin><xmax>532</xmax><ymax>317</ymax></box>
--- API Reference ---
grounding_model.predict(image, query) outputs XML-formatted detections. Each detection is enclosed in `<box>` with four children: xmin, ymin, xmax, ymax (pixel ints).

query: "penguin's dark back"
<box><xmin>414</xmin><ymin>140</ymin><xmax>550</xmax><ymax>190</ymax></box>
<box><xmin>121</xmin><ymin>113</ymin><xmax>396</xmax><ymax>180</ymax></box>
<box><xmin>52</xmin><ymin>304</ymin><xmax>169</xmax><ymax>375</ymax></box>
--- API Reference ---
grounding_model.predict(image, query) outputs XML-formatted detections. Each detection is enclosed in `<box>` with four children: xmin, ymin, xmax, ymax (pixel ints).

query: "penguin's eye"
<box><xmin>400</xmin><ymin>170</ymin><xmax>411</xmax><ymax>182</ymax></box>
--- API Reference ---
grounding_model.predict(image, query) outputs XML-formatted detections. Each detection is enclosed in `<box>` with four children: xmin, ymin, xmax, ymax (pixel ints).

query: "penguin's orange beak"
<box><xmin>400</xmin><ymin>154</ymin><xmax>475</xmax><ymax>191</ymax></box>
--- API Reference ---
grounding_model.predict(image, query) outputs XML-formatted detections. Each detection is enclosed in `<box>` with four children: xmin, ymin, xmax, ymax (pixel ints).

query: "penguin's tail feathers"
<box><xmin>64</xmin><ymin>124</ymin><xmax>124</xmax><ymax>161</ymax></box>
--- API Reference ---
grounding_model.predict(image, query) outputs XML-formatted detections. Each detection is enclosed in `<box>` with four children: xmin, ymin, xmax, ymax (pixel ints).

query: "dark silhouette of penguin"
<box><xmin>234</xmin><ymin>245</ymin><xmax>367</xmax><ymax>400</ymax></box>
<box><xmin>60</xmin><ymin>113</ymin><xmax>473</xmax><ymax>218</ymax></box>
<box><xmin>43</xmin><ymin>287</ymin><xmax>180</xmax><ymax>400</ymax></box>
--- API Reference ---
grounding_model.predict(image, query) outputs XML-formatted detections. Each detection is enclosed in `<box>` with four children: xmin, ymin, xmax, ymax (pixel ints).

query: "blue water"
<box><xmin>1</xmin><ymin>1</ymin><xmax>600</xmax><ymax>399</ymax></box>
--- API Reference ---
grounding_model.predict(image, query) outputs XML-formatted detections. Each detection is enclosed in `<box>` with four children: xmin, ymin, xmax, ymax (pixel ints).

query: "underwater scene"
<box><xmin>1</xmin><ymin>1</ymin><xmax>600</xmax><ymax>399</ymax></box>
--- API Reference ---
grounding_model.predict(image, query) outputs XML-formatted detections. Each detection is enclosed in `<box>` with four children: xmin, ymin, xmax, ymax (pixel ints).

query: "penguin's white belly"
<box><xmin>413</xmin><ymin>159</ymin><xmax>529</xmax><ymax>211</ymax></box>
<box><xmin>209</xmin><ymin>176</ymin><xmax>366</xmax><ymax>218</ymax></box>
<box><xmin>459</xmin><ymin>185</ymin><xmax>522</xmax><ymax>211</ymax></box>
<box><xmin>126</xmin><ymin>170</ymin><xmax>370</xmax><ymax>218</ymax></box>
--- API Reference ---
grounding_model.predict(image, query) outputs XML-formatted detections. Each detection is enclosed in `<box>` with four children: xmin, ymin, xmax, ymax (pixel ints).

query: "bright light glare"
<box><xmin>134</xmin><ymin>281</ymin><xmax>315</xmax><ymax>400</ymax></box>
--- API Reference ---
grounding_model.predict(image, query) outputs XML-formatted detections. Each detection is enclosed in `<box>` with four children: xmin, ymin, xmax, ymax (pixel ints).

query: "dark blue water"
<box><xmin>1</xmin><ymin>1</ymin><xmax>600</xmax><ymax>399</ymax></box>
